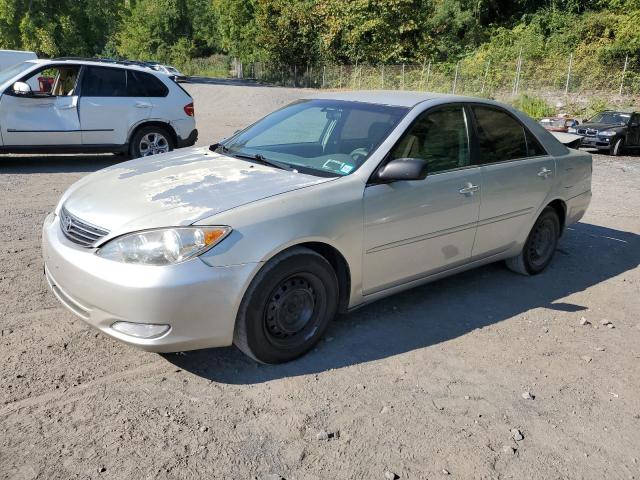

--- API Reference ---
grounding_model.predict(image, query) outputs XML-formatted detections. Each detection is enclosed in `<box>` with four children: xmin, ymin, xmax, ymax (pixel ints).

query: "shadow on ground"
<box><xmin>165</xmin><ymin>222</ymin><xmax>640</xmax><ymax>384</ymax></box>
<box><xmin>0</xmin><ymin>154</ymin><xmax>126</xmax><ymax>174</ymax></box>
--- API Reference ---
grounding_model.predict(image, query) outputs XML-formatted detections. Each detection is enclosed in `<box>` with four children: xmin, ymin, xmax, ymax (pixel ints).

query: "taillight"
<box><xmin>184</xmin><ymin>102</ymin><xmax>194</xmax><ymax>117</ymax></box>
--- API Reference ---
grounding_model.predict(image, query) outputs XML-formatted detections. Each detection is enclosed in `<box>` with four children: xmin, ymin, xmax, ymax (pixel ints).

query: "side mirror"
<box><xmin>376</xmin><ymin>157</ymin><xmax>429</xmax><ymax>183</ymax></box>
<box><xmin>12</xmin><ymin>81</ymin><xmax>32</xmax><ymax>96</ymax></box>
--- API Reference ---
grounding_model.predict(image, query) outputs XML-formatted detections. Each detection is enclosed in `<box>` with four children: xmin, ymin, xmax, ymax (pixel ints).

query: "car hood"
<box><xmin>61</xmin><ymin>146</ymin><xmax>335</xmax><ymax>235</ymax></box>
<box><xmin>579</xmin><ymin>122</ymin><xmax>625</xmax><ymax>131</ymax></box>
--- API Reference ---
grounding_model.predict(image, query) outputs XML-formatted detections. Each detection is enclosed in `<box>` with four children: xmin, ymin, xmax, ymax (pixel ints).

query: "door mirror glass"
<box><xmin>12</xmin><ymin>81</ymin><xmax>32</xmax><ymax>96</ymax></box>
<box><xmin>376</xmin><ymin>157</ymin><xmax>429</xmax><ymax>182</ymax></box>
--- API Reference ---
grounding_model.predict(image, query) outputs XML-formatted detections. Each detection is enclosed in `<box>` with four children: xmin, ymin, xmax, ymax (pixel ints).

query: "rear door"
<box><xmin>0</xmin><ymin>64</ymin><xmax>81</xmax><ymax>146</ymax></box>
<box><xmin>469</xmin><ymin>104</ymin><xmax>555</xmax><ymax>258</ymax></box>
<box><xmin>78</xmin><ymin>66</ymin><xmax>152</xmax><ymax>145</ymax></box>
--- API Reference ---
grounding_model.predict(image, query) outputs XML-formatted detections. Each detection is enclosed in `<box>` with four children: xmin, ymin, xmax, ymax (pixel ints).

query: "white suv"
<box><xmin>0</xmin><ymin>58</ymin><xmax>197</xmax><ymax>157</ymax></box>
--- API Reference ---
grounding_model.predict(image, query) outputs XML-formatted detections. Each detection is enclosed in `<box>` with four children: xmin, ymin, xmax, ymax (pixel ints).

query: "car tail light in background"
<box><xmin>184</xmin><ymin>102</ymin><xmax>194</xmax><ymax>116</ymax></box>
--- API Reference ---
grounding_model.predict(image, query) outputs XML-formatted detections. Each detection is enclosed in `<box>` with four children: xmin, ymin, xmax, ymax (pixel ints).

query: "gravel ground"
<box><xmin>1</xmin><ymin>80</ymin><xmax>639</xmax><ymax>480</ymax></box>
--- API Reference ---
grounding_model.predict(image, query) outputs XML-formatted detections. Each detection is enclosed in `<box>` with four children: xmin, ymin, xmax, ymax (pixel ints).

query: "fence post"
<box><xmin>425</xmin><ymin>61</ymin><xmax>431</xmax><ymax>90</ymax></box>
<box><xmin>513</xmin><ymin>48</ymin><xmax>522</xmax><ymax>96</ymax></box>
<box><xmin>358</xmin><ymin>65</ymin><xmax>362</xmax><ymax>89</ymax></box>
<box><xmin>419</xmin><ymin>60</ymin><xmax>426</xmax><ymax>90</ymax></box>
<box><xmin>339</xmin><ymin>65</ymin><xmax>343</xmax><ymax>89</ymax></box>
<box><xmin>401</xmin><ymin>64</ymin><xmax>405</xmax><ymax>89</ymax></box>
<box><xmin>381</xmin><ymin>65</ymin><xmax>385</xmax><ymax>89</ymax></box>
<box><xmin>481</xmin><ymin>59</ymin><xmax>490</xmax><ymax>95</ymax></box>
<box><xmin>619</xmin><ymin>54</ymin><xmax>629</xmax><ymax>96</ymax></box>
<box><xmin>564</xmin><ymin>53</ymin><xmax>573</xmax><ymax>95</ymax></box>
<box><xmin>452</xmin><ymin>61</ymin><xmax>459</xmax><ymax>94</ymax></box>
<box><xmin>322</xmin><ymin>65</ymin><xmax>326</xmax><ymax>88</ymax></box>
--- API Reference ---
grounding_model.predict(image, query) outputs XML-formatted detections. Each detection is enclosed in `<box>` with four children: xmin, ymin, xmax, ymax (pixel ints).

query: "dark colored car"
<box><xmin>571</xmin><ymin>110</ymin><xmax>640</xmax><ymax>155</ymax></box>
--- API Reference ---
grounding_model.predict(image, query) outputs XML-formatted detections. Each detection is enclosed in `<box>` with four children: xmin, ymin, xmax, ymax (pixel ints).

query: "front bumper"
<box><xmin>42</xmin><ymin>213</ymin><xmax>258</xmax><ymax>352</ymax></box>
<box><xmin>578</xmin><ymin>135</ymin><xmax>613</xmax><ymax>149</ymax></box>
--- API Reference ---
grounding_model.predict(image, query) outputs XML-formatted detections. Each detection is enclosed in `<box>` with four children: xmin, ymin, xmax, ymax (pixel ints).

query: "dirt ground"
<box><xmin>1</xmin><ymin>80</ymin><xmax>639</xmax><ymax>480</ymax></box>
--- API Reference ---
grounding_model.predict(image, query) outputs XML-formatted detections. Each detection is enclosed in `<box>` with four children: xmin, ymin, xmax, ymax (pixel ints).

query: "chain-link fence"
<box><xmin>244</xmin><ymin>54</ymin><xmax>640</xmax><ymax>108</ymax></box>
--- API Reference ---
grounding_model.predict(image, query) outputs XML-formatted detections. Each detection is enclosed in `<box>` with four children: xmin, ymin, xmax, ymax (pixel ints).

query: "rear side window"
<box><xmin>472</xmin><ymin>106</ymin><xmax>538</xmax><ymax>163</ymax></box>
<box><xmin>129</xmin><ymin>71</ymin><xmax>168</xmax><ymax>97</ymax></box>
<box><xmin>81</xmin><ymin>67</ymin><xmax>169</xmax><ymax>97</ymax></box>
<box><xmin>81</xmin><ymin>67</ymin><xmax>127</xmax><ymax>97</ymax></box>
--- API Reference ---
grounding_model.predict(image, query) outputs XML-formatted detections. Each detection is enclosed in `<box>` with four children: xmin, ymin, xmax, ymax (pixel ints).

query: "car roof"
<box><xmin>25</xmin><ymin>58</ymin><xmax>155</xmax><ymax>73</ymax></box>
<box><xmin>305</xmin><ymin>90</ymin><xmax>454</xmax><ymax>107</ymax></box>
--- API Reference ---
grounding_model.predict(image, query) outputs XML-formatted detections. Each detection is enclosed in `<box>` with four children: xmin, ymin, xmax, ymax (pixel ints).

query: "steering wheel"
<box><xmin>349</xmin><ymin>148</ymin><xmax>369</xmax><ymax>164</ymax></box>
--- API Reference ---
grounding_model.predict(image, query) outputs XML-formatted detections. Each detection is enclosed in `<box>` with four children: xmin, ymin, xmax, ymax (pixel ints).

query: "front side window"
<box><xmin>81</xmin><ymin>67</ymin><xmax>127</xmax><ymax>97</ymax></box>
<box><xmin>388</xmin><ymin>106</ymin><xmax>470</xmax><ymax>174</ymax></box>
<box><xmin>21</xmin><ymin>66</ymin><xmax>80</xmax><ymax>96</ymax></box>
<box><xmin>221</xmin><ymin>100</ymin><xmax>408</xmax><ymax>177</ymax></box>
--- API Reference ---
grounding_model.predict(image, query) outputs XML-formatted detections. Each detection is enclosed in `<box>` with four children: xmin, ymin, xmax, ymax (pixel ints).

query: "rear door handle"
<box><xmin>459</xmin><ymin>183</ymin><xmax>480</xmax><ymax>195</ymax></box>
<box><xmin>537</xmin><ymin>167</ymin><xmax>553</xmax><ymax>178</ymax></box>
<box><xmin>135</xmin><ymin>102</ymin><xmax>152</xmax><ymax>108</ymax></box>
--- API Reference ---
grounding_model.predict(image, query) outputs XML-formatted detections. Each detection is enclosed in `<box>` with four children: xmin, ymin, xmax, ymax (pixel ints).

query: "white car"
<box><xmin>0</xmin><ymin>58</ymin><xmax>197</xmax><ymax>157</ymax></box>
<box><xmin>150</xmin><ymin>64</ymin><xmax>187</xmax><ymax>82</ymax></box>
<box><xmin>0</xmin><ymin>49</ymin><xmax>37</xmax><ymax>71</ymax></box>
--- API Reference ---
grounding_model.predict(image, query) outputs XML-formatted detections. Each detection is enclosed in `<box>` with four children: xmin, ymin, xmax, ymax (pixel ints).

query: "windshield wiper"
<box><xmin>209</xmin><ymin>143</ymin><xmax>229</xmax><ymax>153</ymax></box>
<box><xmin>229</xmin><ymin>152</ymin><xmax>293</xmax><ymax>171</ymax></box>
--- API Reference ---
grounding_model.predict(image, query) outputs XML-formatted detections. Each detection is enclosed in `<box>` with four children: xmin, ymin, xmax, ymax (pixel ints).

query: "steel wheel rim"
<box><xmin>527</xmin><ymin>217</ymin><xmax>556</xmax><ymax>268</ymax></box>
<box><xmin>139</xmin><ymin>132</ymin><xmax>169</xmax><ymax>157</ymax></box>
<box><xmin>263</xmin><ymin>273</ymin><xmax>324</xmax><ymax>348</ymax></box>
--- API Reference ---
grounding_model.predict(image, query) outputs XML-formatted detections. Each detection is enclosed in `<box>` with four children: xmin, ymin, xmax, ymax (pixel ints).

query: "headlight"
<box><xmin>96</xmin><ymin>226</ymin><xmax>231</xmax><ymax>265</ymax></box>
<box><xmin>567</xmin><ymin>127</ymin><xmax>577</xmax><ymax>133</ymax></box>
<box><xmin>599</xmin><ymin>130</ymin><xmax>616</xmax><ymax>137</ymax></box>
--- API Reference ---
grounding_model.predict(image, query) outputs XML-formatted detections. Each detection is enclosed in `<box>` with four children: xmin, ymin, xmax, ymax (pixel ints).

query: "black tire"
<box><xmin>233</xmin><ymin>247</ymin><xmax>338</xmax><ymax>364</ymax></box>
<box><xmin>506</xmin><ymin>207</ymin><xmax>560</xmax><ymax>276</ymax></box>
<box><xmin>609</xmin><ymin>137</ymin><xmax>624</xmax><ymax>156</ymax></box>
<box><xmin>129</xmin><ymin>125</ymin><xmax>174</xmax><ymax>158</ymax></box>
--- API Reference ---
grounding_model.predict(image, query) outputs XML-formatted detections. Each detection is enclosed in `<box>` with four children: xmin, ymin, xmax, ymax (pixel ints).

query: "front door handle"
<box><xmin>135</xmin><ymin>102</ymin><xmax>152</xmax><ymax>109</ymax></box>
<box><xmin>537</xmin><ymin>167</ymin><xmax>553</xmax><ymax>178</ymax></box>
<box><xmin>459</xmin><ymin>183</ymin><xmax>480</xmax><ymax>195</ymax></box>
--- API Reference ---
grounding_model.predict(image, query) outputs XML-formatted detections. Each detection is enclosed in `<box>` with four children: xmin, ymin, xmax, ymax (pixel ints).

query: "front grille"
<box><xmin>59</xmin><ymin>207</ymin><xmax>109</xmax><ymax>247</ymax></box>
<box><xmin>577</xmin><ymin>128</ymin><xmax>597</xmax><ymax>137</ymax></box>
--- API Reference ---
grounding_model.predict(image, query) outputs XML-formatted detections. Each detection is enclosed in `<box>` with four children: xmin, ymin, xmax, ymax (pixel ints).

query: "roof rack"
<box><xmin>52</xmin><ymin>57</ymin><xmax>154</xmax><ymax>69</ymax></box>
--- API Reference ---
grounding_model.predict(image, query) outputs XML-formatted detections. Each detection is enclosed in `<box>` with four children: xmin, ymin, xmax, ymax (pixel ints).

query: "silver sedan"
<box><xmin>42</xmin><ymin>92</ymin><xmax>592</xmax><ymax>363</ymax></box>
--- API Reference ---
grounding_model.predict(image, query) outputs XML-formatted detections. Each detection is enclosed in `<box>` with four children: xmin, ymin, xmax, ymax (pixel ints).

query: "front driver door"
<box><xmin>362</xmin><ymin>105</ymin><xmax>482</xmax><ymax>295</ymax></box>
<box><xmin>0</xmin><ymin>65</ymin><xmax>81</xmax><ymax>146</ymax></box>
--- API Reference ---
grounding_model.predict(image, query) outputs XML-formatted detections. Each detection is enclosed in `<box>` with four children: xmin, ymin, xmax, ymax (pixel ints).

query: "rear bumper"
<box><xmin>177</xmin><ymin>128</ymin><xmax>198</xmax><ymax>148</ymax></box>
<box><xmin>42</xmin><ymin>212</ymin><xmax>257</xmax><ymax>352</ymax></box>
<box><xmin>565</xmin><ymin>190</ymin><xmax>592</xmax><ymax>226</ymax></box>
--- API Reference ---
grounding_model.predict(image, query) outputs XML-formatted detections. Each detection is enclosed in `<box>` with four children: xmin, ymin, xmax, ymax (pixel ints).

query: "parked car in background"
<box><xmin>0</xmin><ymin>49</ymin><xmax>37</xmax><ymax>71</ymax></box>
<box><xmin>0</xmin><ymin>58</ymin><xmax>197</xmax><ymax>157</ymax></box>
<box><xmin>570</xmin><ymin>110</ymin><xmax>640</xmax><ymax>155</ymax></box>
<box><xmin>42</xmin><ymin>92</ymin><xmax>592</xmax><ymax>363</ymax></box>
<box><xmin>150</xmin><ymin>64</ymin><xmax>188</xmax><ymax>82</ymax></box>
<box><xmin>539</xmin><ymin>116</ymin><xmax>579</xmax><ymax>133</ymax></box>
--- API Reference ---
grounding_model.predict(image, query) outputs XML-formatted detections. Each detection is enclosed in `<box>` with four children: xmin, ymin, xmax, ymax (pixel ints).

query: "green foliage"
<box><xmin>511</xmin><ymin>94</ymin><xmax>555</xmax><ymax>119</ymax></box>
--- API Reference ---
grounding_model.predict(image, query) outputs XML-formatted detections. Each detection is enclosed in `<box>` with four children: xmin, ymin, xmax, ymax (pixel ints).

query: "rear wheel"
<box><xmin>609</xmin><ymin>137</ymin><xmax>624</xmax><ymax>156</ymax></box>
<box><xmin>234</xmin><ymin>247</ymin><xmax>338</xmax><ymax>364</ymax></box>
<box><xmin>506</xmin><ymin>207</ymin><xmax>560</xmax><ymax>275</ymax></box>
<box><xmin>129</xmin><ymin>125</ymin><xmax>174</xmax><ymax>158</ymax></box>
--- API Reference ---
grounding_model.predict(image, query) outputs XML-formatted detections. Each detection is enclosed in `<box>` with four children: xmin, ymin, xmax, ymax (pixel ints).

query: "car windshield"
<box><xmin>590</xmin><ymin>112</ymin><xmax>630</xmax><ymax>125</ymax></box>
<box><xmin>219</xmin><ymin>99</ymin><xmax>408</xmax><ymax>177</ymax></box>
<box><xmin>0</xmin><ymin>61</ymin><xmax>35</xmax><ymax>86</ymax></box>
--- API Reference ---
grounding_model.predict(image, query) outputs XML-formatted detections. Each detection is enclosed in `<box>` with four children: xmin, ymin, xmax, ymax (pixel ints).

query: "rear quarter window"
<box><xmin>127</xmin><ymin>70</ymin><xmax>169</xmax><ymax>97</ymax></box>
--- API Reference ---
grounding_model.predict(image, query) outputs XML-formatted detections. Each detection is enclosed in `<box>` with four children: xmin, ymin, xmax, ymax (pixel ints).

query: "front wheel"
<box><xmin>506</xmin><ymin>207</ymin><xmax>560</xmax><ymax>275</ymax></box>
<box><xmin>609</xmin><ymin>137</ymin><xmax>624</xmax><ymax>156</ymax></box>
<box><xmin>233</xmin><ymin>247</ymin><xmax>338</xmax><ymax>364</ymax></box>
<box><xmin>129</xmin><ymin>126</ymin><xmax>174</xmax><ymax>158</ymax></box>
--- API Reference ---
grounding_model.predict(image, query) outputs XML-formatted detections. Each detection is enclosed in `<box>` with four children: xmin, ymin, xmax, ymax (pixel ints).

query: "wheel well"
<box><xmin>128</xmin><ymin>121</ymin><xmax>178</xmax><ymax>147</ymax></box>
<box><xmin>547</xmin><ymin>199</ymin><xmax>567</xmax><ymax>234</ymax></box>
<box><xmin>297</xmin><ymin>242</ymin><xmax>351</xmax><ymax>314</ymax></box>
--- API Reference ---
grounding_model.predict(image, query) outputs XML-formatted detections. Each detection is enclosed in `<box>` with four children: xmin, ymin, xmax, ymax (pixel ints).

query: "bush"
<box><xmin>511</xmin><ymin>94</ymin><xmax>555</xmax><ymax>119</ymax></box>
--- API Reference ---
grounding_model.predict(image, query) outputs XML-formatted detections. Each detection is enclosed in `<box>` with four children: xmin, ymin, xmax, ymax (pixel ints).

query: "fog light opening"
<box><xmin>111</xmin><ymin>321</ymin><xmax>170</xmax><ymax>339</ymax></box>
